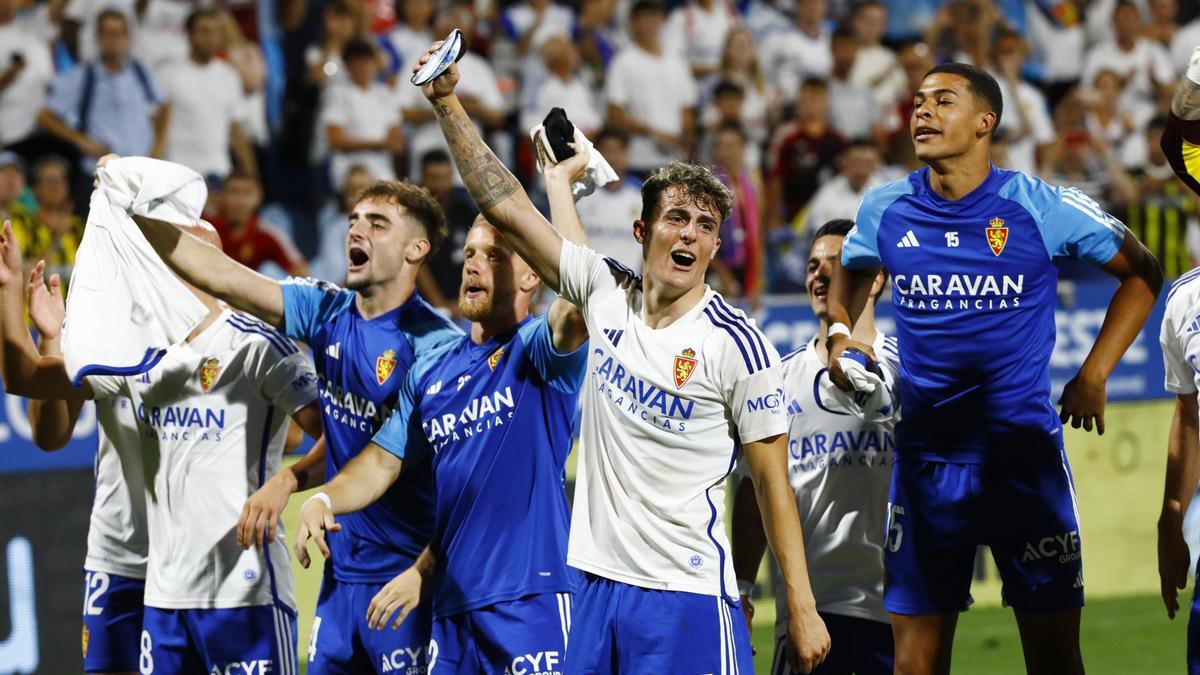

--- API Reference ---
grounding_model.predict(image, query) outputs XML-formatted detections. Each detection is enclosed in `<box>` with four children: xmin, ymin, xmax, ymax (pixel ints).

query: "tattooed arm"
<box><xmin>414</xmin><ymin>45</ymin><xmax>568</xmax><ymax>291</ymax></box>
<box><xmin>1163</xmin><ymin>49</ymin><xmax>1200</xmax><ymax>196</ymax></box>
<box><xmin>1172</xmin><ymin>77</ymin><xmax>1200</xmax><ymax>121</ymax></box>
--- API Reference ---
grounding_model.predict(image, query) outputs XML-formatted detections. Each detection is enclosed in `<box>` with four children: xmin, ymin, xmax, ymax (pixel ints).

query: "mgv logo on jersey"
<box><xmin>1020</xmin><ymin>530</ymin><xmax>1081</xmax><ymax>564</ymax></box>
<box><xmin>423</xmin><ymin>386</ymin><xmax>516</xmax><ymax>451</ymax></box>
<box><xmin>746</xmin><ymin>387</ymin><xmax>785</xmax><ymax>413</ymax></box>
<box><xmin>507</xmin><ymin>651</ymin><xmax>562</xmax><ymax>675</ymax></box>
<box><xmin>892</xmin><ymin>273</ymin><xmax>1025</xmax><ymax>311</ymax></box>
<box><xmin>380</xmin><ymin>645</ymin><xmax>430</xmax><ymax>674</ymax></box>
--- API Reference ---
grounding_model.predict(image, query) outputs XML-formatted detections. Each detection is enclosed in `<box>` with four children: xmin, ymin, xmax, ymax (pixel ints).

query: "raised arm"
<box><xmin>742</xmin><ymin>434</ymin><xmax>831</xmax><ymax>673</ymax></box>
<box><xmin>825</xmin><ymin>259</ymin><xmax>884</xmax><ymax>390</ymax></box>
<box><xmin>542</xmin><ymin>142</ymin><xmax>592</xmax><ymax>352</ymax></box>
<box><xmin>24</xmin><ymin>262</ymin><xmax>86</xmax><ymax>449</ymax></box>
<box><xmin>131</xmin><ymin>215</ymin><xmax>286</xmax><ymax>328</ymax></box>
<box><xmin>1058</xmin><ymin>232</ymin><xmax>1163</xmax><ymax>434</ymax></box>
<box><xmin>414</xmin><ymin>44</ymin><xmax>566</xmax><ymax>290</ymax></box>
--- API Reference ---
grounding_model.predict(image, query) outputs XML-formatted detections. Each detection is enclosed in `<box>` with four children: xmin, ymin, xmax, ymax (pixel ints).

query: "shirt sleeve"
<box><xmin>842</xmin><ymin>187</ymin><xmax>887</xmax><ymax>268</ymax></box>
<box><xmin>603</xmin><ymin>55</ymin><xmax>631</xmax><ymax>108</ymax></box>
<box><xmin>1162</xmin><ymin>299</ymin><xmax>1198</xmax><ymax>394</ymax></box>
<box><xmin>47</xmin><ymin>66</ymin><xmax>84</xmax><ymax>125</ymax></box>
<box><xmin>279</xmin><ymin>277</ymin><xmax>354</xmax><ymax>342</ymax></box>
<box><xmin>371</xmin><ymin>367</ymin><xmax>429</xmax><ymax>462</ymax></box>
<box><xmin>518</xmin><ymin>314</ymin><xmax>589</xmax><ymax>393</ymax></box>
<box><xmin>999</xmin><ymin>173</ymin><xmax>1126</xmax><ymax>265</ymax></box>
<box><xmin>85</xmin><ymin>373</ymin><xmax>127</xmax><ymax>401</ymax></box>
<box><xmin>716</xmin><ymin>323</ymin><xmax>789</xmax><ymax>444</ymax></box>
<box><xmin>252</xmin><ymin>343</ymin><xmax>320</xmax><ymax>415</ymax></box>
<box><xmin>557</xmin><ymin>239</ymin><xmax>627</xmax><ymax>313</ymax></box>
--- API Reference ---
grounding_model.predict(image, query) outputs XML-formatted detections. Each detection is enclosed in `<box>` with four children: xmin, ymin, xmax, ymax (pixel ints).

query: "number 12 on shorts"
<box><xmin>886</xmin><ymin>503</ymin><xmax>905</xmax><ymax>553</ymax></box>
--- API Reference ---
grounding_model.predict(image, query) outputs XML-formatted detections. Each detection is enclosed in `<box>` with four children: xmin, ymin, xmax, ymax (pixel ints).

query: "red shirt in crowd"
<box><xmin>210</xmin><ymin>215</ymin><xmax>307</xmax><ymax>275</ymax></box>
<box><xmin>768</xmin><ymin>122</ymin><xmax>845</xmax><ymax>224</ymax></box>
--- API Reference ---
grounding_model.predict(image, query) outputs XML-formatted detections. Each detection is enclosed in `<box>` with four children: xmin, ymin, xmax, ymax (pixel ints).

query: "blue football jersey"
<box><xmin>841</xmin><ymin>166</ymin><xmax>1125</xmax><ymax>462</ymax></box>
<box><xmin>280</xmin><ymin>279</ymin><xmax>462</xmax><ymax>582</ymax></box>
<box><xmin>373</xmin><ymin>315</ymin><xmax>587</xmax><ymax>617</ymax></box>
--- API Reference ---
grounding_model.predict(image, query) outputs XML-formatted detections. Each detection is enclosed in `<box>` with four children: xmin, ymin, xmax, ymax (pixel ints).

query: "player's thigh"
<box><xmin>307</xmin><ymin>574</ymin><xmax>370</xmax><ymax>675</ymax></box>
<box><xmin>355</xmin><ymin>581</ymin><xmax>434</xmax><ymax>675</ymax></box>
<box><xmin>614</xmin><ymin>585</ymin><xmax>752</xmax><ymax>674</ymax></box>
<box><xmin>189</xmin><ymin>605</ymin><xmax>299</xmax><ymax>675</ymax></box>
<box><xmin>471</xmin><ymin>592</ymin><xmax>572</xmax><ymax>674</ymax></box>
<box><xmin>985</xmin><ymin>453</ymin><xmax>1084</xmax><ymax>612</ymax></box>
<box><xmin>82</xmin><ymin>570</ymin><xmax>145</xmax><ymax>674</ymax></box>
<box><xmin>563</xmin><ymin>574</ymin><xmax>618</xmax><ymax>674</ymax></box>
<box><xmin>884</xmin><ymin>458</ymin><xmax>979</xmax><ymax>616</ymax></box>
<box><xmin>891</xmin><ymin>612</ymin><xmax>958</xmax><ymax>675</ymax></box>
<box><xmin>140</xmin><ymin>608</ymin><xmax>205</xmax><ymax>674</ymax></box>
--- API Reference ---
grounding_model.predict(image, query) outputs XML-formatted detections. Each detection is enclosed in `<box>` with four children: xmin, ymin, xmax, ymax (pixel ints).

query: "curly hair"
<box><xmin>640</xmin><ymin>162</ymin><xmax>735</xmax><ymax>227</ymax></box>
<box><xmin>353</xmin><ymin>180</ymin><xmax>449</xmax><ymax>256</ymax></box>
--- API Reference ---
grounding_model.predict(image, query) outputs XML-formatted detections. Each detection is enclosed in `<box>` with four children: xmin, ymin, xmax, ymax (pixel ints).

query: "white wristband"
<box><xmin>737</xmin><ymin>579</ymin><xmax>754</xmax><ymax>597</ymax></box>
<box><xmin>304</xmin><ymin>492</ymin><xmax>332</xmax><ymax>511</ymax></box>
<box><xmin>828</xmin><ymin>322</ymin><xmax>851</xmax><ymax>339</ymax></box>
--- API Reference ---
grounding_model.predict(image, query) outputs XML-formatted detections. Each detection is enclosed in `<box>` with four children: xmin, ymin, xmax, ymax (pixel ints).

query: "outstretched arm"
<box><xmin>742</xmin><ymin>434</ymin><xmax>830</xmax><ymax>673</ymax></box>
<box><xmin>24</xmin><ymin>262</ymin><xmax>86</xmax><ymax>448</ymax></box>
<box><xmin>543</xmin><ymin>143</ymin><xmax>592</xmax><ymax>352</ymax></box>
<box><xmin>415</xmin><ymin>44</ymin><xmax>566</xmax><ymax>290</ymax></box>
<box><xmin>1058</xmin><ymin>232</ymin><xmax>1163</xmax><ymax>434</ymax></box>
<box><xmin>131</xmin><ymin>215</ymin><xmax>285</xmax><ymax>328</ymax></box>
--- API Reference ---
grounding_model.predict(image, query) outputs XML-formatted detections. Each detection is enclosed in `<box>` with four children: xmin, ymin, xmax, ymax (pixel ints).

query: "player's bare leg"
<box><xmin>1014</xmin><ymin>608</ymin><xmax>1084</xmax><ymax>675</ymax></box>
<box><xmin>891</xmin><ymin>612</ymin><xmax>957</xmax><ymax>675</ymax></box>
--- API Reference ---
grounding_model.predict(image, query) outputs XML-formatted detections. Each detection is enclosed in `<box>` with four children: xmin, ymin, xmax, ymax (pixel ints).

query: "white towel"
<box><xmin>828</xmin><ymin>350</ymin><xmax>897</xmax><ymax>424</ymax></box>
<box><xmin>529</xmin><ymin>125</ymin><xmax>619</xmax><ymax>200</ymax></box>
<box><xmin>62</xmin><ymin>157</ymin><xmax>210</xmax><ymax>385</ymax></box>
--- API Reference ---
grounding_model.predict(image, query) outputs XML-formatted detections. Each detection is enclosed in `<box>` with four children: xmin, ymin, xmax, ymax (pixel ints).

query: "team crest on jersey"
<box><xmin>985</xmin><ymin>217</ymin><xmax>1008</xmax><ymax>256</ymax></box>
<box><xmin>199</xmin><ymin>358</ymin><xmax>221</xmax><ymax>392</ymax></box>
<box><xmin>674</xmin><ymin>348</ymin><xmax>698</xmax><ymax>388</ymax></box>
<box><xmin>376</xmin><ymin>349</ymin><xmax>397</xmax><ymax>385</ymax></box>
<box><xmin>488</xmin><ymin>345</ymin><xmax>505</xmax><ymax>371</ymax></box>
<box><xmin>81</xmin><ymin>625</ymin><xmax>89</xmax><ymax>657</ymax></box>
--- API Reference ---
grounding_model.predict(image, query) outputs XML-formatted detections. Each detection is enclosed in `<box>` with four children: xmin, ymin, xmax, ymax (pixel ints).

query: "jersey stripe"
<box><xmin>712</xmin><ymin>296</ymin><xmax>772</xmax><ymax>369</ymax></box>
<box><xmin>782</xmin><ymin>344</ymin><xmax>808</xmax><ymax>362</ymax></box>
<box><xmin>704</xmin><ymin>446</ymin><xmax>739</xmax><ymax>604</ymax></box>
<box><xmin>1061</xmin><ymin>191</ymin><xmax>1125</xmax><ymax>238</ymax></box>
<box><xmin>227</xmin><ymin>313</ymin><xmax>296</xmax><ymax>351</ymax></box>
<box><xmin>1168</xmin><ymin>267</ymin><xmax>1200</xmax><ymax>302</ymax></box>
<box><xmin>703</xmin><ymin>306</ymin><xmax>757</xmax><ymax>372</ymax></box>
<box><xmin>227</xmin><ymin>316</ymin><xmax>298</xmax><ymax>356</ymax></box>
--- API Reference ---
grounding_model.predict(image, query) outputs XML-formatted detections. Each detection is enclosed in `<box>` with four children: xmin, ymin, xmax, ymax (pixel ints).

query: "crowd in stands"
<box><xmin>2</xmin><ymin>0</ymin><xmax>1200</xmax><ymax>315</ymax></box>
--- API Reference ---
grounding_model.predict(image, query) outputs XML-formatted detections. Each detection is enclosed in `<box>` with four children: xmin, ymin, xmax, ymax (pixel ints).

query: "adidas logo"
<box><xmin>601</xmin><ymin>328</ymin><xmax>624</xmax><ymax>347</ymax></box>
<box><xmin>896</xmin><ymin>231</ymin><xmax>920</xmax><ymax>248</ymax></box>
<box><xmin>327</xmin><ymin>342</ymin><xmax>341</xmax><ymax>360</ymax></box>
<box><xmin>787</xmin><ymin>399</ymin><xmax>803</xmax><ymax>415</ymax></box>
<box><xmin>1188</xmin><ymin>316</ymin><xmax>1200</xmax><ymax>333</ymax></box>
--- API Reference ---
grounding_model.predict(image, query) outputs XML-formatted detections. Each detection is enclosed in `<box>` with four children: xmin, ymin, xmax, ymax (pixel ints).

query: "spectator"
<box><xmin>741</xmin><ymin>0</ymin><xmax>792</xmax><ymax>44</ymax></box>
<box><xmin>397</xmin><ymin>4</ymin><xmax>505</xmax><ymax>180</ymax></box>
<box><xmin>698</xmin><ymin>80</ymin><xmax>752</xmax><ymax>167</ymax></box>
<box><xmin>710</xmin><ymin>123</ymin><xmax>764</xmax><ymax>307</ymax></box>
<box><xmin>1123</xmin><ymin>115</ymin><xmax>1200</xmax><ymax>279</ymax></box>
<box><xmin>519</xmin><ymin>36</ymin><xmax>602</xmax><ymax>136</ymax></box>
<box><xmin>305</xmin><ymin>0</ymin><xmax>362</xmax><ymax>88</ymax></box>
<box><xmin>383</xmin><ymin>0</ymin><xmax>435</xmax><ymax>78</ymax></box>
<box><xmin>0</xmin><ymin>152</ymin><xmax>35</xmax><ymax>230</ymax></box>
<box><xmin>924</xmin><ymin>0</ymin><xmax>999</xmax><ymax>67</ymax></box>
<box><xmin>1084</xmin><ymin>68</ymin><xmax>1146</xmax><ymax>169</ymax></box>
<box><xmin>827</xmin><ymin>25</ymin><xmax>880</xmax><ymax>141</ymax></box>
<box><xmin>604</xmin><ymin>0</ymin><xmax>697</xmax><ymax>175</ymax></box>
<box><xmin>133</xmin><ymin>0</ymin><xmax>192</xmax><ymax>73</ymax></box>
<box><xmin>415</xmin><ymin>149</ymin><xmax>477</xmax><ymax>315</ymax></box>
<box><xmin>38</xmin><ymin>10</ymin><xmax>164</xmax><ymax>176</ymax></box>
<box><xmin>218</xmin><ymin>12</ymin><xmax>269</xmax><ymax>151</ymax></box>
<box><xmin>661</xmin><ymin>0</ymin><xmax>738</xmax><ymax>79</ymax></box>
<box><xmin>765</xmin><ymin>77</ymin><xmax>845</xmax><ymax>231</ymax></box>
<box><xmin>320</xmin><ymin>38</ymin><xmax>403</xmax><ymax>189</ymax></box>
<box><xmin>312</xmin><ymin>164</ymin><xmax>376</xmax><ymax>284</ymax></box>
<box><xmin>1171</xmin><ymin>2</ymin><xmax>1200</xmax><ymax>74</ymax></box>
<box><xmin>880</xmin><ymin>40</ymin><xmax>933</xmax><ymax>171</ymax></box>
<box><xmin>1145</xmin><ymin>0</ymin><xmax>1179</xmax><ymax>48</ymax></box>
<box><xmin>849</xmin><ymin>1</ymin><xmax>905</xmax><ymax>108</ymax></box>
<box><xmin>761</xmin><ymin>0</ymin><xmax>832</xmax><ymax>101</ymax></box>
<box><xmin>1025</xmin><ymin>0</ymin><xmax>1087</xmax><ymax>107</ymax></box>
<box><xmin>987</xmin><ymin>27</ymin><xmax>1056</xmax><ymax>176</ymax></box>
<box><xmin>1043</xmin><ymin>113</ymin><xmax>1137</xmax><ymax>212</ymax></box>
<box><xmin>62</xmin><ymin>0</ymin><xmax>134</xmax><ymax>64</ymax></box>
<box><xmin>573</xmin><ymin>128</ymin><xmax>644</xmax><ymax>269</ymax></box>
<box><xmin>708</xmin><ymin>26</ymin><xmax>772</xmax><ymax>158</ymax></box>
<box><xmin>803</xmin><ymin>139</ymin><xmax>886</xmax><ymax>244</ymax></box>
<box><xmin>15</xmin><ymin>155</ymin><xmax>84</xmax><ymax>284</ymax></box>
<box><xmin>159</xmin><ymin>8</ymin><xmax>257</xmax><ymax>183</ymax></box>
<box><xmin>575</xmin><ymin>0</ymin><xmax>624</xmax><ymax>75</ymax></box>
<box><xmin>0</xmin><ymin>0</ymin><xmax>55</xmax><ymax>158</ymax></box>
<box><xmin>501</xmin><ymin>0</ymin><xmax>575</xmax><ymax>61</ymax></box>
<box><xmin>1083</xmin><ymin>0</ymin><xmax>1174</xmax><ymax>124</ymax></box>
<box><xmin>209</xmin><ymin>171</ymin><xmax>309</xmax><ymax>277</ymax></box>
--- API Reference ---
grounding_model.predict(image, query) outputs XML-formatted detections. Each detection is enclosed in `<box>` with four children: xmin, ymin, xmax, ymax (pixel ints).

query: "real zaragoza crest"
<box><xmin>674</xmin><ymin>347</ymin><xmax>698</xmax><ymax>388</ymax></box>
<box><xmin>376</xmin><ymin>349</ymin><xmax>397</xmax><ymax>385</ymax></box>
<box><xmin>985</xmin><ymin>216</ymin><xmax>1009</xmax><ymax>256</ymax></box>
<box><xmin>199</xmin><ymin>357</ymin><xmax>221</xmax><ymax>393</ymax></box>
<box><xmin>488</xmin><ymin>345</ymin><xmax>505</xmax><ymax>371</ymax></box>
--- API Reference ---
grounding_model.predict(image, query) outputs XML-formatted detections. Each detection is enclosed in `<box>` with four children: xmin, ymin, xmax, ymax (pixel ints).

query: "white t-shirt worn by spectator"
<box><xmin>994</xmin><ymin>75</ymin><xmax>1056</xmax><ymax>176</ymax></box>
<box><xmin>574</xmin><ymin>178</ymin><xmax>644</xmax><ymax>271</ymax></box>
<box><xmin>520</xmin><ymin>74</ymin><xmax>602</xmax><ymax>137</ymax></box>
<box><xmin>321</xmin><ymin>80</ymin><xmax>400</xmax><ymax>189</ymax></box>
<box><xmin>604</xmin><ymin>44</ymin><xmax>698</xmax><ymax>172</ymax></box>
<box><xmin>65</xmin><ymin>0</ymin><xmax>136</xmax><ymax>63</ymax></box>
<box><xmin>160</xmin><ymin>57</ymin><xmax>247</xmax><ymax>179</ymax></box>
<box><xmin>761</xmin><ymin>25</ymin><xmax>831</xmax><ymax>101</ymax></box>
<box><xmin>1083</xmin><ymin>37</ymin><xmax>1174</xmax><ymax>120</ymax></box>
<box><xmin>0</xmin><ymin>19</ymin><xmax>54</xmax><ymax>145</ymax></box>
<box><xmin>1025</xmin><ymin>4</ymin><xmax>1086</xmax><ymax>84</ymax></box>
<box><xmin>661</xmin><ymin>0</ymin><xmax>737</xmax><ymax>74</ymax></box>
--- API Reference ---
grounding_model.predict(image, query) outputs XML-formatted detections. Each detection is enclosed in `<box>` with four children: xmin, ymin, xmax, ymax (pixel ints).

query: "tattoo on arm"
<box><xmin>434</xmin><ymin>101</ymin><xmax>521</xmax><ymax>211</ymax></box>
<box><xmin>1173</xmin><ymin>80</ymin><xmax>1200</xmax><ymax>121</ymax></box>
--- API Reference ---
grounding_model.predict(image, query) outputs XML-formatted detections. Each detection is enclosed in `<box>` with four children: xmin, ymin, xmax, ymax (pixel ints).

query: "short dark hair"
<box><xmin>595</xmin><ymin>127</ymin><xmax>630</xmax><ymax>147</ymax></box>
<box><xmin>640</xmin><ymin>162</ymin><xmax>734</xmax><ymax>225</ymax></box>
<box><xmin>1147</xmin><ymin>114</ymin><xmax>1168</xmax><ymax>132</ymax></box>
<box><xmin>715</xmin><ymin>121</ymin><xmax>747</xmax><ymax>143</ymax></box>
<box><xmin>630</xmin><ymin>0</ymin><xmax>665</xmax><ymax>17</ymax></box>
<box><xmin>96</xmin><ymin>9</ymin><xmax>128</xmax><ymax>33</ymax></box>
<box><xmin>356</xmin><ymin>180</ymin><xmax>449</xmax><ymax>257</ymax></box>
<box><xmin>185</xmin><ymin>8</ymin><xmax>221</xmax><ymax>33</ymax></box>
<box><xmin>712</xmin><ymin>79</ymin><xmax>745</xmax><ymax>99</ymax></box>
<box><xmin>800</xmin><ymin>76</ymin><xmax>829</xmax><ymax>92</ymax></box>
<box><xmin>224</xmin><ymin>169</ymin><xmax>260</xmax><ymax>188</ymax></box>
<box><xmin>924</xmin><ymin>62</ymin><xmax>1003</xmax><ymax>131</ymax></box>
<box><xmin>419</xmin><ymin>149</ymin><xmax>452</xmax><ymax>169</ymax></box>
<box><xmin>32</xmin><ymin>154</ymin><xmax>70</xmax><ymax>180</ymax></box>
<box><xmin>831</xmin><ymin>24</ymin><xmax>857</xmax><ymax>42</ymax></box>
<box><xmin>810</xmin><ymin>219</ymin><xmax>889</xmax><ymax>299</ymax></box>
<box><xmin>342</xmin><ymin>38</ymin><xmax>377</xmax><ymax>63</ymax></box>
<box><xmin>843</xmin><ymin>137</ymin><xmax>879</xmax><ymax>153</ymax></box>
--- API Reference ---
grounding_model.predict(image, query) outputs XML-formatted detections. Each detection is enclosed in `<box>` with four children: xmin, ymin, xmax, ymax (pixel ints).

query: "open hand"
<box><xmin>292</xmin><ymin>495</ymin><xmax>341</xmax><ymax>568</ymax></box>
<box><xmin>26</xmin><ymin>261</ymin><xmax>64</xmax><ymax>339</ymax></box>
<box><xmin>0</xmin><ymin>220</ymin><xmax>23</xmax><ymax>286</ymax></box>
<box><xmin>1058</xmin><ymin>372</ymin><xmax>1106</xmax><ymax>435</ymax></box>
<box><xmin>237</xmin><ymin>471</ymin><xmax>296</xmax><ymax>549</ymax></box>
<box><xmin>1159</xmin><ymin>514</ymin><xmax>1191</xmax><ymax>619</ymax></box>
<box><xmin>366</xmin><ymin>566</ymin><xmax>425</xmax><ymax>630</ymax></box>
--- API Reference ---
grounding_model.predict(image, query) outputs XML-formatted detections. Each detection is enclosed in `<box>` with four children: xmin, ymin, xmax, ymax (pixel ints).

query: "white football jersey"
<box><xmin>771</xmin><ymin>333</ymin><xmax>899</xmax><ymax>634</ymax></box>
<box><xmin>1162</xmin><ymin>269</ymin><xmax>1200</xmax><ymax>396</ymax></box>
<box><xmin>85</xmin><ymin>399</ymin><xmax>149</xmax><ymax>578</ymax></box>
<box><xmin>558</xmin><ymin>240</ymin><xmax>788</xmax><ymax>599</ymax></box>
<box><xmin>88</xmin><ymin>309</ymin><xmax>318</xmax><ymax>610</ymax></box>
